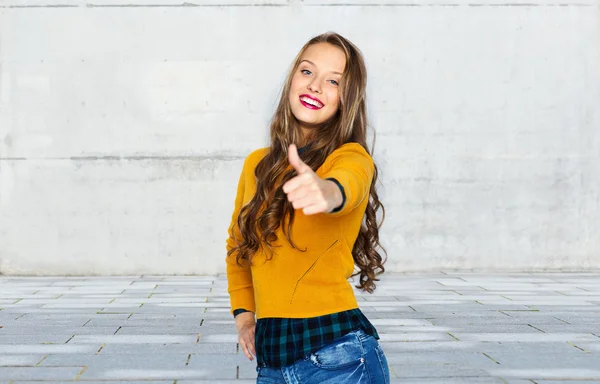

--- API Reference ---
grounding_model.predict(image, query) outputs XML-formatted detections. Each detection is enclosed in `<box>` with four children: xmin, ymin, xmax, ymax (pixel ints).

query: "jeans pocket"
<box><xmin>308</xmin><ymin>334</ymin><xmax>365</xmax><ymax>370</ymax></box>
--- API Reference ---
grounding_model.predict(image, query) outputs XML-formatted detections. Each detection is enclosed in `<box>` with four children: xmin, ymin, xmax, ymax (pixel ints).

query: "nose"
<box><xmin>307</xmin><ymin>79</ymin><xmax>321</xmax><ymax>94</ymax></box>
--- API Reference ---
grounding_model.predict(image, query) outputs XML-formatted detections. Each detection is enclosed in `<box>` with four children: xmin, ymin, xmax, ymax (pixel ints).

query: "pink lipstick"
<box><xmin>299</xmin><ymin>94</ymin><xmax>324</xmax><ymax>110</ymax></box>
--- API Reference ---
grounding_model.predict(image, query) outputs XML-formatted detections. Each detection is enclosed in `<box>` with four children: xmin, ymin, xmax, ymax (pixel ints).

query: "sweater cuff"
<box><xmin>228</xmin><ymin>286</ymin><xmax>256</xmax><ymax>316</ymax></box>
<box><xmin>326</xmin><ymin>178</ymin><xmax>346</xmax><ymax>213</ymax></box>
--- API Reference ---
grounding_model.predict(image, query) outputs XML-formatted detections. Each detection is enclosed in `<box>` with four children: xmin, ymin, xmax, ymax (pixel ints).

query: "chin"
<box><xmin>298</xmin><ymin>112</ymin><xmax>328</xmax><ymax>125</ymax></box>
<box><xmin>297</xmin><ymin>115</ymin><xmax>321</xmax><ymax>125</ymax></box>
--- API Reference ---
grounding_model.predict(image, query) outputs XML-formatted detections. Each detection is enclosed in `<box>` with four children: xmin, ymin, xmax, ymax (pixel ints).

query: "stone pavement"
<box><xmin>0</xmin><ymin>272</ymin><xmax>599</xmax><ymax>383</ymax></box>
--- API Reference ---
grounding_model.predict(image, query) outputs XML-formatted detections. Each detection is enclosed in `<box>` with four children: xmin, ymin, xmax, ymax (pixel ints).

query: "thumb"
<box><xmin>288</xmin><ymin>144</ymin><xmax>310</xmax><ymax>174</ymax></box>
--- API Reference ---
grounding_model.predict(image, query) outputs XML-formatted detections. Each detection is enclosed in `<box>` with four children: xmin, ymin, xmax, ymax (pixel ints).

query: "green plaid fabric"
<box><xmin>254</xmin><ymin>308</ymin><xmax>379</xmax><ymax>368</ymax></box>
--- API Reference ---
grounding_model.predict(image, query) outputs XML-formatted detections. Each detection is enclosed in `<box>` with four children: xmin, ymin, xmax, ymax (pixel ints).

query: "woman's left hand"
<box><xmin>282</xmin><ymin>144</ymin><xmax>343</xmax><ymax>215</ymax></box>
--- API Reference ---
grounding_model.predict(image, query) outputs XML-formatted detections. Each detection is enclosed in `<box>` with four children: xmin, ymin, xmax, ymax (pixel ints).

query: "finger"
<box><xmin>245</xmin><ymin>337</ymin><xmax>256</xmax><ymax>359</ymax></box>
<box><xmin>291</xmin><ymin>195</ymin><xmax>319</xmax><ymax>210</ymax></box>
<box><xmin>248</xmin><ymin>340</ymin><xmax>257</xmax><ymax>357</ymax></box>
<box><xmin>286</xmin><ymin>184</ymin><xmax>313</xmax><ymax>203</ymax></box>
<box><xmin>240</xmin><ymin>340</ymin><xmax>254</xmax><ymax>360</ymax></box>
<box><xmin>247</xmin><ymin>328</ymin><xmax>256</xmax><ymax>357</ymax></box>
<box><xmin>288</xmin><ymin>144</ymin><xmax>311</xmax><ymax>174</ymax></box>
<box><xmin>303</xmin><ymin>202</ymin><xmax>328</xmax><ymax>216</ymax></box>
<box><xmin>283</xmin><ymin>172</ymin><xmax>313</xmax><ymax>194</ymax></box>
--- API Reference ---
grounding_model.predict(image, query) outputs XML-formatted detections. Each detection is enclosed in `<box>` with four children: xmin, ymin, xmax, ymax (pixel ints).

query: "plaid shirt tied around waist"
<box><xmin>253</xmin><ymin>308</ymin><xmax>379</xmax><ymax>368</ymax></box>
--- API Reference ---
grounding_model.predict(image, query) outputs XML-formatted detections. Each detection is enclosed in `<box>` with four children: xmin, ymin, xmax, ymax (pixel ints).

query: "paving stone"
<box><xmin>79</xmin><ymin>366</ymin><xmax>234</xmax><ymax>380</ymax></box>
<box><xmin>40</xmin><ymin>302</ymin><xmax>138</xmax><ymax>309</ymax></box>
<box><xmin>150</xmin><ymin>288</ymin><xmax>213</xmax><ymax>294</ymax></box>
<box><xmin>187</xmin><ymin>353</ymin><xmax>253</xmax><ymax>374</ymax></box>
<box><xmin>389</xmin><ymin>361</ymin><xmax>490</xmax><ymax>378</ymax></box>
<box><xmin>200</xmin><ymin>334</ymin><xmax>238</xmax><ymax>343</ymax></box>
<box><xmin>451</xmin><ymin>332</ymin><xmax>600</xmax><ymax>342</ymax></box>
<box><xmin>69</xmin><ymin>334</ymin><xmax>199</xmax><ymax>344</ymax></box>
<box><xmin>178</xmin><ymin>381</ymin><xmax>255</xmax><ymax>384</ymax></box>
<box><xmin>17</xmin><ymin>299</ymin><xmax>114</xmax><ymax>305</ymax></box>
<box><xmin>115</xmin><ymin>326</ymin><xmax>204</xmax><ymax>335</ymax></box>
<box><xmin>151</xmin><ymin>293</ymin><xmax>218</xmax><ymax>298</ymax></box>
<box><xmin>57</xmin><ymin>293</ymin><xmax>151</xmax><ymax>298</ymax></box>
<box><xmin>2</xmin><ymin>308</ymin><xmax>108</xmax><ymax>314</ymax></box>
<box><xmin>8</xmin><ymin>319</ymin><xmax>89</xmax><ymax>327</ymax></box>
<box><xmin>530</xmin><ymin>324</ymin><xmax>600</xmax><ymax>333</ymax></box>
<box><xmin>17</xmin><ymin>313</ymin><xmax>131</xmax><ymax>321</ymax></box>
<box><xmin>12</xmin><ymin>382</ymin><xmax>172</xmax><ymax>384</ymax></box>
<box><xmin>127</xmin><ymin>313</ymin><xmax>220</xmax><ymax>320</ymax></box>
<box><xmin>0</xmin><ymin>334</ymin><xmax>75</xmax><ymax>344</ymax></box>
<box><xmin>389</xmin><ymin>379</ymin><xmax>507</xmax><ymax>384</ymax></box>
<box><xmin>85</xmin><ymin>317</ymin><xmax>203</xmax><ymax>327</ymax></box>
<box><xmin>379</xmin><ymin>341</ymin><xmax>477</xmax><ymax>352</ymax></box>
<box><xmin>137</xmin><ymin>302</ymin><xmax>230</xmax><ymax>308</ymax></box>
<box><xmin>482</xmin><ymin>351</ymin><xmax>600</xmax><ymax>370</ymax></box>
<box><xmin>410</xmin><ymin>304</ymin><xmax>534</xmax><ymax>312</ymax></box>
<box><xmin>460</xmin><ymin>276</ymin><xmax>557</xmax><ymax>283</ymax></box>
<box><xmin>0</xmin><ymin>305</ymin><xmax>44</xmax><ymax>310</ymax></box>
<box><xmin>524</xmin><ymin>305</ymin><xmax>600</xmax><ymax>312</ymax></box>
<box><xmin>0</xmin><ymin>367</ymin><xmax>84</xmax><ymax>380</ymax></box>
<box><xmin>478</xmin><ymin>342</ymin><xmax>587</xmax><ymax>356</ymax></box>
<box><xmin>571</xmin><ymin>342</ymin><xmax>600</xmax><ymax>352</ymax></box>
<box><xmin>549</xmin><ymin>313</ymin><xmax>600</xmax><ymax>325</ymax></box>
<box><xmin>436</xmin><ymin>311</ymin><xmax>523</xmax><ymax>318</ymax></box>
<box><xmin>384</xmin><ymin>350</ymin><xmax>498</xmax><ymax>369</ymax></box>
<box><xmin>535</xmin><ymin>381</ymin><xmax>600</xmax><ymax>384</ymax></box>
<box><xmin>2</xmin><ymin>273</ymin><xmax>600</xmax><ymax>382</ymax></box>
<box><xmin>238</xmin><ymin>360</ymin><xmax>259</xmax><ymax>380</ymax></box>
<box><xmin>426</xmin><ymin>317</ymin><xmax>523</xmax><ymax>326</ymax></box>
<box><xmin>114</xmin><ymin>298</ymin><xmax>212</xmax><ymax>304</ymax></box>
<box><xmin>372</xmin><ymin>306</ymin><xmax>416</xmax><ymax>312</ymax></box>
<box><xmin>40</xmin><ymin>353</ymin><xmax>191</xmax><ymax>368</ymax></box>
<box><xmin>98</xmin><ymin>343</ymin><xmax>236</xmax><ymax>354</ymax></box>
<box><xmin>97</xmin><ymin>306</ymin><xmax>219</xmax><ymax>315</ymax></box>
<box><xmin>414</xmin><ymin>324</ymin><xmax>546</xmax><ymax>334</ymax></box>
<box><xmin>0</xmin><ymin>326</ymin><xmax>120</xmax><ymax>335</ymax></box>
<box><xmin>379</xmin><ymin>332</ymin><xmax>455</xmax><ymax>342</ymax></box>
<box><xmin>487</xmin><ymin>368</ymin><xmax>600</xmax><ymax>380</ymax></box>
<box><xmin>0</xmin><ymin>354</ymin><xmax>46</xmax><ymax>366</ymax></box>
<box><xmin>0</xmin><ymin>295</ymin><xmax>61</xmax><ymax>300</ymax></box>
<box><xmin>370</xmin><ymin>318</ymin><xmax>433</xmax><ymax>326</ymax></box>
<box><xmin>502</xmin><ymin>381</ymin><xmax>540</xmax><ymax>384</ymax></box>
<box><xmin>362</xmin><ymin>312</ymin><xmax>431</xmax><ymax>319</ymax></box>
<box><xmin>376</xmin><ymin>325</ymin><xmax>447</xmax><ymax>333</ymax></box>
<box><xmin>0</xmin><ymin>344</ymin><xmax>100</xmax><ymax>354</ymax></box>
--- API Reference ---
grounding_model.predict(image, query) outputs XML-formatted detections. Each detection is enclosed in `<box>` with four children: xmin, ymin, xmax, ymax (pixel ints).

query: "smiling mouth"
<box><xmin>299</xmin><ymin>95</ymin><xmax>324</xmax><ymax>110</ymax></box>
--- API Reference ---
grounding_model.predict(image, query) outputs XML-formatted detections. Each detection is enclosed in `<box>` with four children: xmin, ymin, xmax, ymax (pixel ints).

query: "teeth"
<box><xmin>301</xmin><ymin>96</ymin><xmax>323</xmax><ymax>108</ymax></box>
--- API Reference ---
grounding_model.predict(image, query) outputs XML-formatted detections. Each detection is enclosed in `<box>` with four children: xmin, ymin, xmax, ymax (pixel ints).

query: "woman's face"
<box><xmin>288</xmin><ymin>43</ymin><xmax>346</xmax><ymax>138</ymax></box>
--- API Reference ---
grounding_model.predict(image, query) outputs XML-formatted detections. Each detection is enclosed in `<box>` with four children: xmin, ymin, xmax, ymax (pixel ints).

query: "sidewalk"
<box><xmin>0</xmin><ymin>272</ymin><xmax>599</xmax><ymax>383</ymax></box>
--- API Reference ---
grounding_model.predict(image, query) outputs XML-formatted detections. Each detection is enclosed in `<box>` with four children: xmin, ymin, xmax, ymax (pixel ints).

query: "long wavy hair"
<box><xmin>228</xmin><ymin>32</ymin><xmax>386</xmax><ymax>293</ymax></box>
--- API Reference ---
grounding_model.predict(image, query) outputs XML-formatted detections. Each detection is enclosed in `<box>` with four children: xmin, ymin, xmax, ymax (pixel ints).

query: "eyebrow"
<box><xmin>300</xmin><ymin>59</ymin><xmax>343</xmax><ymax>76</ymax></box>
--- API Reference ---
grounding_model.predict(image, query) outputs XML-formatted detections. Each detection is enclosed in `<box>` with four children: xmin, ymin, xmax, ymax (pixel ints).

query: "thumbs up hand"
<box><xmin>282</xmin><ymin>144</ymin><xmax>343</xmax><ymax>215</ymax></box>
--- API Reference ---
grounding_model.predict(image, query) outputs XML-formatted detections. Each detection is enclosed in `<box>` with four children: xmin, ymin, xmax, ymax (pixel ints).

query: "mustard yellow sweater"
<box><xmin>225</xmin><ymin>143</ymin><xmax>374</xmax><ymax>319</ymax></box>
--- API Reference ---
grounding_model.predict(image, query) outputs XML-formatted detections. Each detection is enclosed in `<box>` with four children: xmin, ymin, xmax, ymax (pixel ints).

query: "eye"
<box><xmin>328</xmin><ymin>80</ymin><xmax>339</xmax><ymax>86</ymax></box>
<box><xmin>301</xmin><ymin>69</ymin><xmax>312</xmax><ymax>75</ymax></box>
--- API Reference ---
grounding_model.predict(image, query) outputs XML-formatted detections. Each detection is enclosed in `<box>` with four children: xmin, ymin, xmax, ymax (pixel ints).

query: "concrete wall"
<box><xmin>1</xmin><ymin>0</ymin><xmax>599</xmax><ymax>275</ymax></box>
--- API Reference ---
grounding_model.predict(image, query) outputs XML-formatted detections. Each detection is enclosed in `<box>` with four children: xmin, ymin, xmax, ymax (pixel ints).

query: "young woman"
<box><xmin>225</xmin><ymin>32</ymin><xmax>389</xmax><ymax>384</ymax></box>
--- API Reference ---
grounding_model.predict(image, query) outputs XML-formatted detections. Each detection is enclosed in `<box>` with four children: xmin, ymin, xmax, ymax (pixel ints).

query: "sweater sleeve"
<box><xmin>322</xmin><ymin>144</ymin><xmax>375</xmax><ymax>216</ymax></box>
<box><xmin>225</xmin><ymin>157</ymin><xmax>256</xmax><ymax>315</ymax></box>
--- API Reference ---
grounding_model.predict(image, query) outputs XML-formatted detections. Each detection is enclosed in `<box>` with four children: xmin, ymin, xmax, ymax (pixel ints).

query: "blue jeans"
<box><xmin>256</xmin><ymin>329</ymin><xmax>390</xmax><ymax>384</ymax></box>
